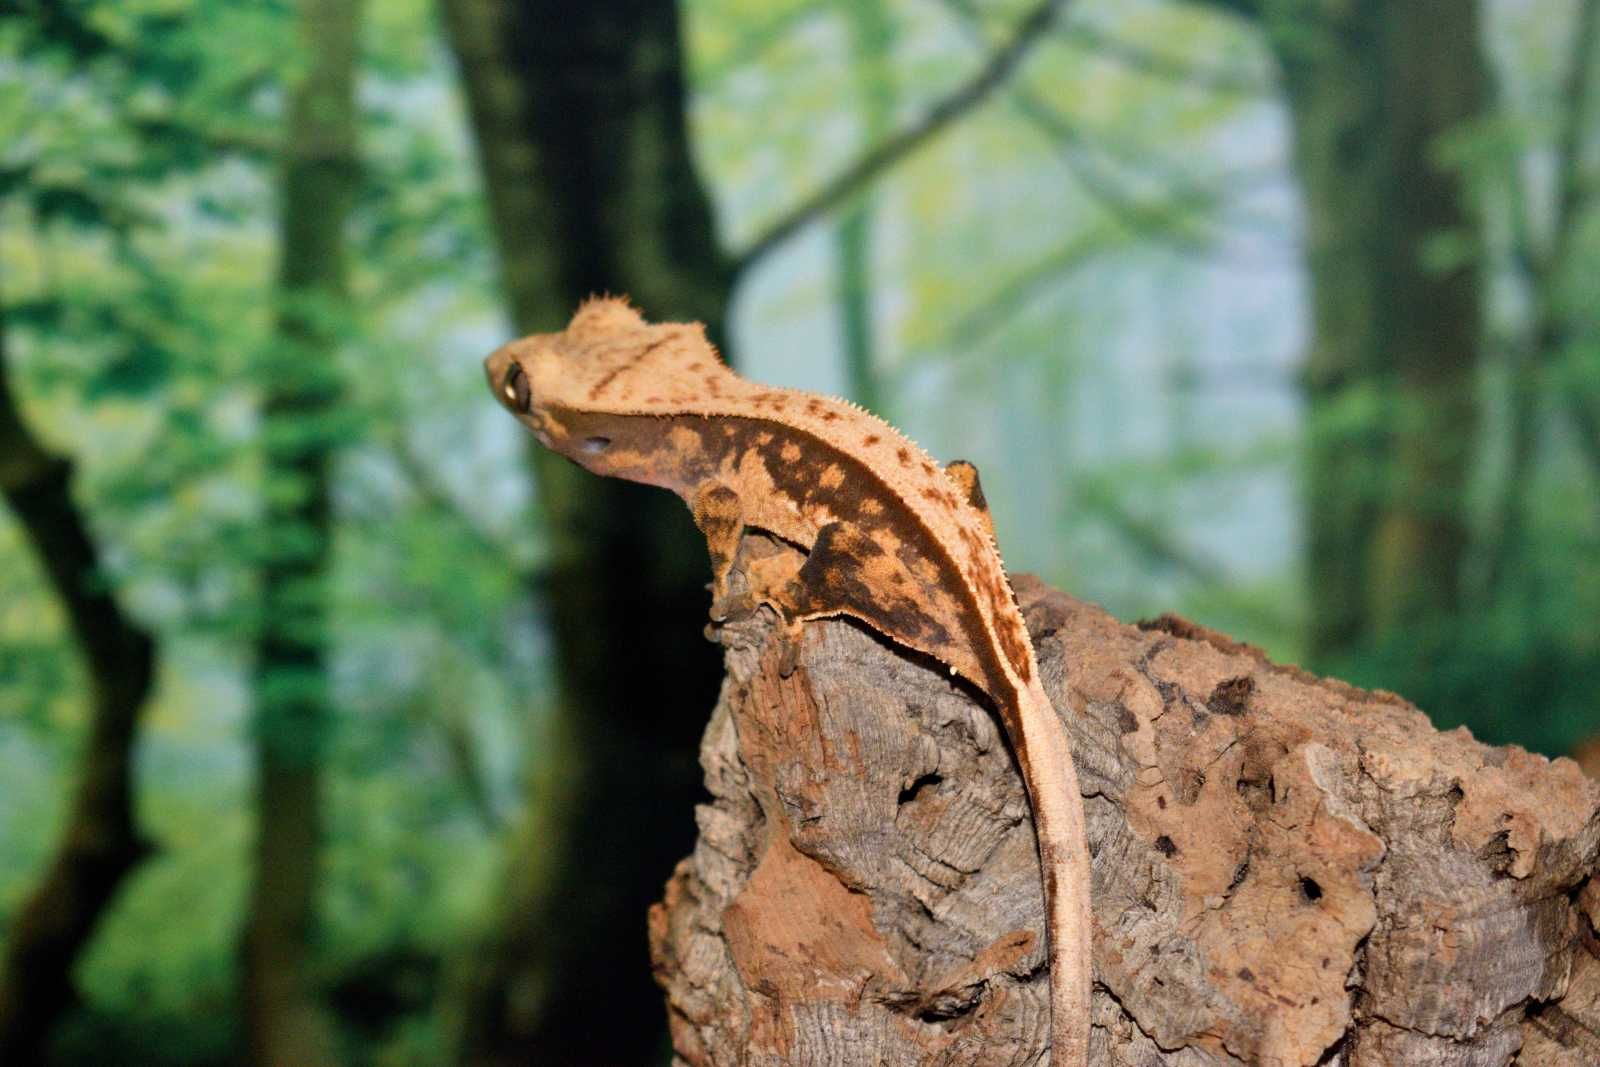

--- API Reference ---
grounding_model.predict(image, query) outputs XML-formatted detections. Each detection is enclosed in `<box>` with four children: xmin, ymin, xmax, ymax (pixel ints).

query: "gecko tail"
<box><xmin>1019</xmin><ymin>677</ymin><xmax>1093</xmax><ymax>1067</ymax></box>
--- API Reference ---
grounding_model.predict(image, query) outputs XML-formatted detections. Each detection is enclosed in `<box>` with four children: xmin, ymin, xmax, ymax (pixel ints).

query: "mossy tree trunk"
<box><xmin>239</xmin><ymin>1</ymin><xmax>361</xmax><ymax>1063</ymax></box>
<box><xmin>439</xmin><ymin>1</ymin><xmax>732</xmax><ymax>1063</ymax></box>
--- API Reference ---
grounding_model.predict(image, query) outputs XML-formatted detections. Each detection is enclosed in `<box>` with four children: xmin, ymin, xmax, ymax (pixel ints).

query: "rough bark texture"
<box><xmin>651</xmin><ymin>538</ymin><xmax>1600</xmax><ymax>1066</ymax></box>
<box><xmin>0</xmin><ymin>306</ymin><xmax>156</xmax><ymax>1063</ymax></box>
<box><xmin>239</xmin><ymin>0</ymin><xmax>360</xmax><ymax>1063</ymax></box>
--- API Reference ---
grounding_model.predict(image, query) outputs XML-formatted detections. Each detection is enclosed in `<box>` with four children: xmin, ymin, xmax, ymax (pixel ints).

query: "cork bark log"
<box><xmin>649</xmin><ymin>539</ymin><xmax>1600</xmax><ymax>1066</ymax></box>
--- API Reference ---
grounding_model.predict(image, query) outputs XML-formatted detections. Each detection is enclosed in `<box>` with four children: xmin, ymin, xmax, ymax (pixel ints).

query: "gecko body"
<box><xmin>485</xmin><ymin>298</ymin><xmax>1091</xmax><ymax>1066</ymax></box>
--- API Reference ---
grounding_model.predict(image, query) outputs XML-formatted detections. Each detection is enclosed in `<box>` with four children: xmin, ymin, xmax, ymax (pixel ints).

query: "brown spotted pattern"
<box><xmin>548</xmin><ymin>406</ymin><xmax>1014</xmax><ymax>708</ymax></box>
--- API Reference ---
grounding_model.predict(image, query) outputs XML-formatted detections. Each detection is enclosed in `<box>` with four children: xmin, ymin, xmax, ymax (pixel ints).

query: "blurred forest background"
<box><xmin>2</xmin><ymin>0</ymin><xmax>1598</xmax><ymax>1063</ymax></box>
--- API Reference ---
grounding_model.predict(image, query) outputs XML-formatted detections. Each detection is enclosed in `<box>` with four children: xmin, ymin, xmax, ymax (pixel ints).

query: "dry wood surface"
<box><xmin>649</xmin><ymin>542</ymin><xmax>1600</xmax><ymax>1066</ymax></box>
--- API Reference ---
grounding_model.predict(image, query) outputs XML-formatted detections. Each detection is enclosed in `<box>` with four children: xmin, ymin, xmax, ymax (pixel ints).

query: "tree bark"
<box><xmin>239</xmin><ymin>1</ymin><xmax>361</xmax><ymax>1064</ymax></box>
<box><xmin>730</xmin><ymin>0</ymin><xmax>1069</xmax><ymax>274</ymax></box>
<box><xmin>1261</xmin><ymin>0</ymin><xmax>1487</xmax><ymax>661</ymax></box>
<box><xmin>652</xmin><ymin>536</ymin><xmax>1600</xmax><ymax>1065</ymax></box>
<box><xmin>438</xmin><ymin>2</ymin><xmax>731</xmax><ymax>1063</ymax></box>
<box><xmin>0</xmin><ymin>304</ymin><xmax>156</xmax><ymax>1063</ymax></box>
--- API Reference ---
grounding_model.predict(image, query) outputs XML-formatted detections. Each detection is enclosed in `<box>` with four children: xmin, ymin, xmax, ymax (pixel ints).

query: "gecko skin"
<box><xmin>485</xmin><ymin>298</ymin><xmax>1092</xmax><ymax>1066</ymax></box>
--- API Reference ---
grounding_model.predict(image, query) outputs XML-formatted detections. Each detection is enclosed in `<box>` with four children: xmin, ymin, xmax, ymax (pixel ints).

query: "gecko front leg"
<box><xmin>691</xmin><ymin>481</ymin><xmax>743</xmax><ymax>610</ymax></box>
<box><xmin>691</xmin><ymin>497</ymin><xmax>931</xmax><ymax>680</ymax></box>
<box><xmin>692</xmin><ymin>518</ymin><xmax>935</xmax><ymax>677</ymax></box>
<box><xmin>760</xmin><ymin>521</ymin><xmax>992</xmax><ymax>688</ymax></box>
<box><xmin>690</xmin><ymin>481</ymin><xmax>809</xmax><ymax>669</ymax></box>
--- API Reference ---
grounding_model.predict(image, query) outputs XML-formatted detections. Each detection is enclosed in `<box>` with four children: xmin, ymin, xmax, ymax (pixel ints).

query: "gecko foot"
<box><xmin>709</xmin><ymin>589</ymin><xmax>760</xmax><ymax>624</ymax></box>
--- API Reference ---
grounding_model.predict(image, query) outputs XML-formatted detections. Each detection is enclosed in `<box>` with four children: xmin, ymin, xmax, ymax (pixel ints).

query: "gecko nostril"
<box><xmin>582</xmin><ymin>436</ymin><xmax>611</xmax><ymax>454</ymax></box>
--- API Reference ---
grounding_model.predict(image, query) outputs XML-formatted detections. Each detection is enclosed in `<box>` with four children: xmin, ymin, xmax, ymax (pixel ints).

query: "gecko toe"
<box><xmin>710</xmin><ymin>590</ymin><xmax>758</xmax><ymax>623</ymax></box>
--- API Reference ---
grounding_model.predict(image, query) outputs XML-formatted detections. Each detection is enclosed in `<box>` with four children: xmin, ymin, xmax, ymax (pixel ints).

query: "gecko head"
<box><xmin>484</xmin><ymin>298</ymin><xmax>680</xmax><ymax>462</ymax></box>
<box><xmin>485</xmin><ymin>334</ymin><xmax>560</xmax><ymax>446</ymax></box>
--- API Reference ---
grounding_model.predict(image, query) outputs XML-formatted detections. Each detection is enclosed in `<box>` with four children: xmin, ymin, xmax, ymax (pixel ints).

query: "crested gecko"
<box><xmin>485</xmin><ymin>298</ymin><xmax>1092</xmax><ymax>1066</ymax></box>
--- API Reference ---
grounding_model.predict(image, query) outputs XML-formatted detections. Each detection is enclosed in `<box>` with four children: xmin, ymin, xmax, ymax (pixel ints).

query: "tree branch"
<box><xmin>936</xmin><ymin>0</ymin><xmax>1285</xmax><ymax>258</ymax></box>
<box><xmin>728</xmin><ymin>0</ymin><xmax>1072</xmax><ymax>279</ymax></box>
<box><xmin>0</xmin><ymin>299</ymin><xmax>156</xmax><ymax>1063</ymax></box>
<box><xmin>385</xmin><ymin>432</ymin><xmax>542</xmax><ymax>583</ymax></box>
<box><xmin>1077</xmin><ymin>479</ymin><xmax>1227</xmax><ymax>585</ymax></box>
<box><xmin>943</xmin><ymin>225</ymin><xmax>1124</xmax><ymax>347</ymax></box>
<box><xmin>936</xmin><ymin>149</ymin><xmax>1283</xmax><ymax>351</ymax></box>
<box><xmin>1058</xmin><ymin>19</ymin><xmax>1271</xmax><ymax>96</ymax></box>
<box><xmin>1010</xmin><ymin>94</ymin><xmax>1228</xmax><ymax>247</ymax></box>
<box><xmin>130</xmin><ymin>117</ymin><xmax>279</xmax><ymax>163</ymax></box>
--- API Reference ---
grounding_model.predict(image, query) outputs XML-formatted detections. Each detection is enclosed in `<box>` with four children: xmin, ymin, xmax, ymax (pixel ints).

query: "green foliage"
<box><xmin>1</xmin><ymin>0</ymin><xmax>522</xmax><ymax>1060</ymax></box>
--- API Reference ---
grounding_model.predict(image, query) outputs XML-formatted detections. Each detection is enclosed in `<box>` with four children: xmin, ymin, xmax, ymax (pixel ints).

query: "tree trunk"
<box><xmin>438</xmin><ymin>1</ymin><xmax>732</xmax><ymax>1062</ymax></box>
<box><xmin>1482</xmin><ymin>0</ymin><xmax>1600</xmax><ymax>599</ymax></box>
<box><xmin>1263</xmin><ymin>0</ymin><xmax>1486</xmax><ymax>662</ymax></box>
<box><xmin>652</xmin><ymin>534</ymin><xmax>1600</xmax><ymax>1065</ymax></box>
<box><xmin>239</xmin><ymin>1</ymin><xmax>361</xmax><ymax>1063</ymax></box>
<box><xmin>0</xmin><ymin>303</ymin><xmax>157</xmax><ymax>1063</ymax></box>
<box><xmin>833</xmin><ymin>0</ymin><xmax>896</xmax><ymax>413</ymax></box>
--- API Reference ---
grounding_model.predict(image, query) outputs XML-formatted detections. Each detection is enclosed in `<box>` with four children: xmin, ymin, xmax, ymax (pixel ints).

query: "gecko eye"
<box><xmin>502</xmin><ymin>363</ymin><xmax>531</xmax><ymax>413</ymax></box>
<box><xmin>581</xmin><ymin>436</ymin><xmax>611</xmax><ymax>454</ymax></box>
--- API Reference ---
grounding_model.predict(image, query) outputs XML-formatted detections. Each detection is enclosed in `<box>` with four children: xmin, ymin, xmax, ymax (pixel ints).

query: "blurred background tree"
<box><xmin>0</xmin><ymin>0</ymin><xmax>1596</xmax><ymax>1064</ymax></box>
<box><xmin>240</xmin><ymin>0</ymin><xmax>361</xmax><ymax>1063</ymax></box>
